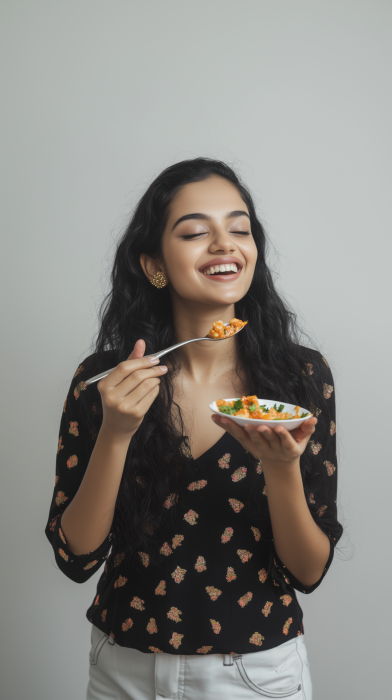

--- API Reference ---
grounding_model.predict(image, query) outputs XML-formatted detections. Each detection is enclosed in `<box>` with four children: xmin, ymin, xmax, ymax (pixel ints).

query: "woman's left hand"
<box><xmin>211</xmin><ymin>414</ymin><xmax>317</xmax><ymax>466</ymax></box>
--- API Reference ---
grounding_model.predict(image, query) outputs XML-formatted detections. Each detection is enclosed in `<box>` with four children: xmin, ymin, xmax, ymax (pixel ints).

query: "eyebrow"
<box><xmin>171</xmin><ymin>210</ymin><xmax>250</xmax><ymax>232</ymax></box>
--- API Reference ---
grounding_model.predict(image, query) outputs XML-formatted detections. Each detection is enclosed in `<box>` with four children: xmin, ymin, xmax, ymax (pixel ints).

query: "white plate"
<box><xmin>209</xmin><ymin>398</ymin><xmax>313</xmax><ymax>432</ymax></box>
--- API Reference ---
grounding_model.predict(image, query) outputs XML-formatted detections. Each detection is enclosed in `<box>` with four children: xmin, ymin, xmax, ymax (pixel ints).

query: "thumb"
<box><xmin>292</xmin><ymin>417</ymin><xmax>317</xmax><ymax>442</ymax></box>
<box><xmin>128</xmin><ymin>339</ymin><xmax>146</xmax><ymax>360</ymax></box>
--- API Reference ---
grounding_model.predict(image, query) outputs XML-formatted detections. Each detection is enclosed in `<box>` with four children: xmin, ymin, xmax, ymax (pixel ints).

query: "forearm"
<box><xmin>61</xmin><ymin>426</ymin><xmax>132</xmax><ymax>555</ymax></box>
<box><xmin>263</xmin><ymin>458</ymin><xmax>330</xmax><ymax>586</ymax></box>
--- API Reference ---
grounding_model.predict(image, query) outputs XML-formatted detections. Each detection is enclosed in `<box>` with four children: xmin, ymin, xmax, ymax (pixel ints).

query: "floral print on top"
<box><xmin>45</xmin><ymin>348</ymin><xmax>339</xmax><ymax>655</ymax></box>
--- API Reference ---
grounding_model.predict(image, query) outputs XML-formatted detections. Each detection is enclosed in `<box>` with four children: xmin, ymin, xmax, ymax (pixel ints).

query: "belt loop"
<box><xmin>223</xmin><ymin>654</ymin><xmax>233</xmax><ymax>666</ymax></box>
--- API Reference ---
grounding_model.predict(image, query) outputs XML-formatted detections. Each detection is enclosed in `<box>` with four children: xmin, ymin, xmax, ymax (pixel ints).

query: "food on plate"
<box><xmin>208</xmin><ymin>318</ymin><xmax>248</xmax><ymax>339</ymax></box>
<box><xmin>215</xmin><ymin>396</ymin><xmax>310</xmax><ymax>420</ymax></box>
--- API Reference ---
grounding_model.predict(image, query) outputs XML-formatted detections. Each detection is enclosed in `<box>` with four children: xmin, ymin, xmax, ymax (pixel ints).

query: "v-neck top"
<box><xmin>45</xmin><ymin>350</ymin><xmax>338</xmax><ymax>655</ymax></box>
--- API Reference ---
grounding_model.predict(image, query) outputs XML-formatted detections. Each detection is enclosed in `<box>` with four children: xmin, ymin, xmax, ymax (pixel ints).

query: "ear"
<box><xmin>139</xmin><ymin>253</ymin><xmax>167</xmax><ymax>283</ymax></box>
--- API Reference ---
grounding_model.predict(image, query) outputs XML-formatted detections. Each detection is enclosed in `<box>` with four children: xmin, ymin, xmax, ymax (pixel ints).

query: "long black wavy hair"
<box><xmin>78</xmin><ymin>157</ymin><xmax>343</xmax><ymax>570</ymax></box>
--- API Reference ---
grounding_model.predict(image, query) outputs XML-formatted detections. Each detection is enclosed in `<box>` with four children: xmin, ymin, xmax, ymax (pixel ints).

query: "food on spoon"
<box><xmin>208</xmin><ymin>318</ymin><xmax>248</xmax><ymax>339</ymax></box>
<box><xmin>215</xmin><ymin>396</ymin><xmax>310</xmax><ymax>420</ymax></box>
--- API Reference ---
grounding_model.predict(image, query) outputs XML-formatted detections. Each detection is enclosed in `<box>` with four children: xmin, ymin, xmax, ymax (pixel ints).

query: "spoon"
<box><xmin>84</xmin><ymin>322</ymin><xmax>246</xmax><ymax>386</ymax></box>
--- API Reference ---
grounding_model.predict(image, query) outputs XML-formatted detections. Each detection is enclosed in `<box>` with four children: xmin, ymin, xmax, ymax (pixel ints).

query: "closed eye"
<box><xmin>181</xmin><ymin>231</ymin><xmax>251</xmax><ymax>240</ymax></box>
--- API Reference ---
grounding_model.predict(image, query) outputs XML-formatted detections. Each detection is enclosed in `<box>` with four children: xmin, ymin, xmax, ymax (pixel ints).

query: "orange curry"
<box><xmin>216</xmin><ymin>396</ymin><xmax>305</xmax><ymax>420</ymax></box>
<box><xmin>208</xmin><ymin>318</ymin><xmax>248</xmax><ymax>339</ymax></box>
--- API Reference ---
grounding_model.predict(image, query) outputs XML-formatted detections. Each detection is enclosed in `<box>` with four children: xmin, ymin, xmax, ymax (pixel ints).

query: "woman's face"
<box><xmin>154</xmin><ymin>176</ymin><xmax>258</xmax><ymax>307</ymax></box>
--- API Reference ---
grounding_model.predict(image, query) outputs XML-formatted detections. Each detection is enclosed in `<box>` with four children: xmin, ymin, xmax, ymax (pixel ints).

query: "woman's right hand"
<box><xmin>97</xmin><ymin>339</ymin><xmax>167</xmax><ymax>441</ymax></box>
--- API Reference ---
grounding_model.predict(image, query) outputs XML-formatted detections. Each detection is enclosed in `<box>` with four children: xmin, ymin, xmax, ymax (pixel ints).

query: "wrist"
<box><xmin>261</xmin><ymin>456</ymin><xmax>301</xmax><ymax>482</ymax></box>
<box><xmin>98</xmin><ymin>423</ymin><xmax>134</xmax><ymax>449</ymax></box>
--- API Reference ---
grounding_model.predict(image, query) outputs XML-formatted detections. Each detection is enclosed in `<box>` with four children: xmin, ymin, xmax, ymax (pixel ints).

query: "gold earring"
<box><xmin>150</xmin><ymin>271</ymin><xmax>168</xmax><ymax>288</ymax></box>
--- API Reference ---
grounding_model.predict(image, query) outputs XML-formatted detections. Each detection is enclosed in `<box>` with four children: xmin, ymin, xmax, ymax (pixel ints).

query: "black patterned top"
<box><xmin>45</xmin><ymin>349</ymin><xmax>338</xmax><ymax>655</ymax></box>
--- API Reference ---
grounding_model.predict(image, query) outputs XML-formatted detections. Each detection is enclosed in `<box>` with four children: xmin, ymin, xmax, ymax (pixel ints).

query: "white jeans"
<box><xmin>86</xmin><ymin>624</ymin><xmax>312</xmax><ymax>700</ymax></box>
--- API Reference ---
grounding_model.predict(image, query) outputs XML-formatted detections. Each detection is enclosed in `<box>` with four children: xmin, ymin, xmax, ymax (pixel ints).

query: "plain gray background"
<box><xmin>1</xmin><ymin>1</ymin><xmax>390</xmax><ymax>698</ymax></box>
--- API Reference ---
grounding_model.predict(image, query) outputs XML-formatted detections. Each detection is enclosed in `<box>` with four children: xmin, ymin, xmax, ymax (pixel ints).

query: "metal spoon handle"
<box><xmin>85</xmin><ymin>338</ymin><xmax>218</xmax><ymax>385</ymax></box>
<box><xmin>84</xmin><ymin>323</ymin><xmax>244</xmax><ymax>386</ymax></box>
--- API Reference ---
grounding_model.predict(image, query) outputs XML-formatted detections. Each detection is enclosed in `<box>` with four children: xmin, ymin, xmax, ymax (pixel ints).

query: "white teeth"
<box><xmin>203</xmin><ymin>263</ymin><xmax>239</xmax><ymax>275</ymax></box>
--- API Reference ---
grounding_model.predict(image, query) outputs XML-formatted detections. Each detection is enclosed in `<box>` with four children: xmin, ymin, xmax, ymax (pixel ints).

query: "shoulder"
<box><xmin>296</xmin><ymin>347</ymin><xmax>337</xmax><ymax>433</ymax></box>
<box><xmin>64</xmin><ymin>351</ymin><xmax>119</xmax><ymax>440</ymax></box>
<box><xmin>66</xmin><ymin>349</ymin><xmax>119</xmax><ymax>409</ymax></box>
<box><xmin>296</xmin><ymin>345</ymin><xmax>333</xmax><ymax>380</ymax></box>
<box><xmin>296</xmin><ymin>344</ymin><xmax>328</xmax><ymax>365</ymax></box>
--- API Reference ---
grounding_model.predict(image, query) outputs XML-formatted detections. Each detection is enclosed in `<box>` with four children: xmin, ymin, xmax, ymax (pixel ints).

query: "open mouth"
<box><xmin>201</xmin><ymin>264</ymin><xmax>241</xmax><ymax>276</ymax></box>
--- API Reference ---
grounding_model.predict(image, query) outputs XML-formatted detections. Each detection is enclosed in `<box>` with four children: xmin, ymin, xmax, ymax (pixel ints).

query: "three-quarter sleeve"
<box><xmin>272</xmin><ymin>349</ymin><xmax>342</xmax><ymax>594</ymax></box>
<box><xmin>45</xmin><ymin>360</ymin><xmax>113</xmax><ymax>584</ymax></box>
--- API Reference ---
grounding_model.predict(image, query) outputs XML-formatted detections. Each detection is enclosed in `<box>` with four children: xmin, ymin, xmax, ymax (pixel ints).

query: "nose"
<box><xmin>209</xmin><ymin>227</ymin><xmax>236</xmax><ymax>252</ymax></box>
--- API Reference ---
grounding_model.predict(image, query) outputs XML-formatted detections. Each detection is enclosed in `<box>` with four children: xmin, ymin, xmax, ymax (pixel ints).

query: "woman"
<box><xmin>45</xmin><ymin>158</ymin><xmax>342</xmax><ymax>700</ymax></box>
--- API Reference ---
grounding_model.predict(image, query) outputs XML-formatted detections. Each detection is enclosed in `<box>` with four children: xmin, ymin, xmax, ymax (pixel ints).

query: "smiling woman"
<box><xmin>139</xmin><ymin>175</ymin><xmax>259</xmax><ymax>327</ymax></box>
<box><xmin>45</xmin><ymin>157</ymin><xmax>341</xmax><ymax>700</ymax></box>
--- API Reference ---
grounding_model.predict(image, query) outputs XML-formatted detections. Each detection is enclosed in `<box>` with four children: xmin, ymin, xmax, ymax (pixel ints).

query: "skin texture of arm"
<box><xmin>59</xmin><ymin>340</ymin><xmax>167</xmax><ymax>557</ymax></box>
<box><xmin>60</xmin><ymin>427</ymin><xmax>131</xmax><ymax>555</ymax></box>
<box><xmin>212</xmin><ymin>413</ymin><xmax>330</xmax><ymax>587</ymax></box>
<box><xmin>260</xmin><ymin>457</ymin><xmax>330</xmax><ymax>586</ymax></box>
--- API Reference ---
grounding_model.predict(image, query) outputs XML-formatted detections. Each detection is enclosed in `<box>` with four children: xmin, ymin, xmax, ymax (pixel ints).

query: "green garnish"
<box><xmin>300</xmin><ymin>412</ymin><xmax>309</xmax><ymax>418</ymax></box>
<box><xmin>218</xmin><ymin>406</ymin><xmax>237</xmax><ymax>415</ymax></box>
<box><xmin>273</xmin><ymin>403</ymin><xmax>285</xmax><ymax>413</ymax></box>
<box><xmin>218</xmin><ymin>398</ymin><xmax>246</xmax><ymax>416</ymax></box>
<box><xmin>223</xmin><ymin>329</ymin><xmax>226</xmax><ymax>335</ymax></box>
<box><xmin>248</xmin><ymin>403</ymin><xmax>258</xmax><ymax>413</ymax></box>
<box><xmin>218</xmin><ymin>399</ymin><xmax>243</xmax><ymax>415</ymax></box>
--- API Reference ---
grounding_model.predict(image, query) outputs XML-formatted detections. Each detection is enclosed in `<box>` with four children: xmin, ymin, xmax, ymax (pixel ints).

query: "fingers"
<box><xmin>121</xmin><ymin>373</ymin><xmax>161</xmax><ymax>407</ymax></box>
<box><xmin>128</xmin><ymin>338</ymin><xmax>146</xmax><ymax>360</ymax></box>
<box><xmin>99</xmin><ymin>361</ymin><xmax>163</xmax><ymax>393</ymax></box>
<box><xmin>245</xmin><ymin>420</ymin><xmax>316</xmax><ymax>457</ymax></box>
<box><xmin>97</xmin><ymin>340</ymin><xmax>166</xmax><ymax>440</ymax></box>
<box><xmin>212</xmin><ymin>413</ymin><xmax>313</xmax><ymax>462</ymax></box>
<box><xmin>300</xmin><ymin>416</ymin><xmax>317</xmax><ymax>431</ymax></box>
<box><xmin>99</xmin><ymin>346</ymin><xmax>162</xmax><ymax>392</ymax></box>
<box><xmin>257</xmin><ymin>425</ymin><xmax>296</xmax><ymax>450</ymax></box>
<box><xmin>212</xmin><ymin>410</ymin><xmax>320</xmax><ymax>466</ymax></box>
<box><xmin>245</xmin><ymin>425</ymin><xmax>278</xmax><ymax>442</ymax></box>
<box><xmin>115</xmin><ymin>364</ymin><xmax>168</xmax><ymax>403</ymax></box>
<box><xmin>290</xmin><ymin>417</ymin><xmax>317</xmax><ymax>442</ymax></box>
<box><xmin>129</xmin><ymin>381</ymin><xmax>161</xmax><ymax>416</ymax></box>
<box><xmin>212</xmin><ymin>414</ymin><xmax>249</xmax><ymax>443</ymax></box>
<box><xmin>211</xmin><ymin>414</ymin><xmax>262</xmax><ymax>453</ymax></box>
<box><xmin>245</xmin><ymin>424</ymin><xmax>292</xmax><ymax>453</ymax></box>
